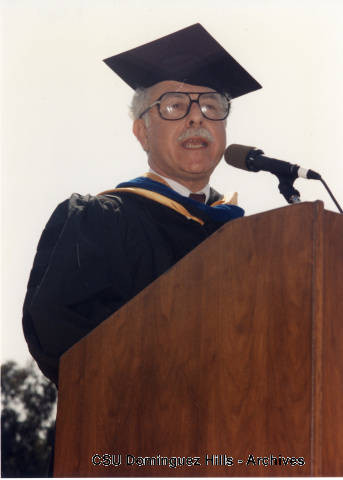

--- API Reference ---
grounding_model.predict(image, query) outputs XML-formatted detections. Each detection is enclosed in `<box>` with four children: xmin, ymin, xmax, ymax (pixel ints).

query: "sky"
<box><xmin>2</xmin><ymin>0</ymin><xmax>343</xmax><ymax>367</ymax></box>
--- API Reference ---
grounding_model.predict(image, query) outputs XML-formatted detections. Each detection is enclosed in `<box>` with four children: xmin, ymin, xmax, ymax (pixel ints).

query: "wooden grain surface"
<box><xmin>322</xmin><ymin>211</ymin><xmax>343</xmax><ymax>475</ymax></box>
<box><xmin>54</xmin><ymin>202</ymin><xmax>342</xmax><ymax>477</ymax></box>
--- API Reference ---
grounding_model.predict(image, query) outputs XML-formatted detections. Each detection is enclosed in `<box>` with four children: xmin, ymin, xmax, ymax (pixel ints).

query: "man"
<box><xmin>23</xmin><ymin>24</ymin><xmax>261</xmax><ymax>386</ymax></box>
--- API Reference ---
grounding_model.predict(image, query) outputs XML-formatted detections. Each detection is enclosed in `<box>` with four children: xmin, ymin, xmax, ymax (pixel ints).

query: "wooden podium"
<box><xmin>54</xmin><ymin>202</ymin><xmax>343</xmax><ymax>477</ymax></box>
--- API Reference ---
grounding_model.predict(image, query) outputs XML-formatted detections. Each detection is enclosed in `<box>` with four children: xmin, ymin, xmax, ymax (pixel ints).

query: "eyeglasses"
<box><xmin>139</xmin><ymin>91</ymin><xmax>230</xmax><ymax>121</ymax></box>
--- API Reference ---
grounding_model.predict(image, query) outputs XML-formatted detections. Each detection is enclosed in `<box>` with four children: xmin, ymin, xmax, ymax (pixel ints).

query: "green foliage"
<box><xmin>1</xmin><ymin>360</ymin><xmax>57</xmax><ymax>477</ymax></box>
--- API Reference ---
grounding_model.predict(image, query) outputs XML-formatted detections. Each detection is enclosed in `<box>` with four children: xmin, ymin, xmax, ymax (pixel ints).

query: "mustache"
<box><xmin>177</xmin><ymin>128</ymin><xmax>214</xmax><ymax>143</ymax></box>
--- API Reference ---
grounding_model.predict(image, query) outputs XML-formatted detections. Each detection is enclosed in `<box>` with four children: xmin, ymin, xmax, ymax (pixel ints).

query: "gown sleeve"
<box><xmin>22</xmin><ymin>193</ymin><xmax>133</xmax><ymax>385</ymax></box>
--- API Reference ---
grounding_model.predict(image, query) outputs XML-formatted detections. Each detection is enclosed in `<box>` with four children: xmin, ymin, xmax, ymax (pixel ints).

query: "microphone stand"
<box><xmin>276</xmin><ymin>172</ymin><xmax>343</xmax><ymax>213</ymax></box>
<box><xmin>276</xmin><ymin>173</ymin><xmax>301</xmax><ymax>204</ymax></box>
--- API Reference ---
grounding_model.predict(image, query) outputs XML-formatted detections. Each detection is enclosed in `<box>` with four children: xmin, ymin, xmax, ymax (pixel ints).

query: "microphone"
<box><xmin>224</xmin><ymin>144</ymin><xmax>321</xmax><ymax>180</ymax></box>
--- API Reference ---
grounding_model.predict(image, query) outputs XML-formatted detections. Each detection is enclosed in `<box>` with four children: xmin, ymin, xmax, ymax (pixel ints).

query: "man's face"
<box><xmin>133</xmin><ymin>81</ymin><xmax>227</xmax><ymax>187</ymax></box>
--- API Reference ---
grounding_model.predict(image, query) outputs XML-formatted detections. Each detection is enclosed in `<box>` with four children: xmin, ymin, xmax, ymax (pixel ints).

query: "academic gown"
<box><xmin>22</xmin><ymin>179</ymin><xmax>244</xmax><ymax>385</ymax></box>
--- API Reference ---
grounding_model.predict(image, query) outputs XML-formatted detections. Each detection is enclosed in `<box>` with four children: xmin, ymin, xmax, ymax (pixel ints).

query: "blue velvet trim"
<box><xmin>116</xmin><ymin>177</ymin><xmax>244</xmax><ymax>223</ymax></box>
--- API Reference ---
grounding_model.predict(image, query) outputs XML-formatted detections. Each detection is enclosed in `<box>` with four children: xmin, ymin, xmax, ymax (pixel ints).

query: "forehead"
<box><xmin>149</xmin><ymin>80</ymin><xmax>216</xmax><ymax>99</ymax></box>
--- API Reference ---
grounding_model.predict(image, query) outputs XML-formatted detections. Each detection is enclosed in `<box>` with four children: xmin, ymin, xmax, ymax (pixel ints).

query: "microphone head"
<box><xmin>224</xmin><ymin>144</ymin><xmax>256</xmax><ymax>171</ymax></box>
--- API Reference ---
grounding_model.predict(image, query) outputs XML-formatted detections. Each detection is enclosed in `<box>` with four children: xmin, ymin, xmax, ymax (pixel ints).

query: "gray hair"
<box><xmin>130</xmin><ymin>87</ymin><xmax>153</xmax><ymax>126</ymax></box>
<box><xmin>129</xmin><ymin>86</ymin><xmax>232</xmax><ymax>126</ymax></box>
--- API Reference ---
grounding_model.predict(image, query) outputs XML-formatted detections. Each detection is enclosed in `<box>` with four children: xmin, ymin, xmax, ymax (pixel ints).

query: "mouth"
<box><xmin>181</xmin><ymin>137</ymin><xmax>209</xmax><ymax>149</ymax></box>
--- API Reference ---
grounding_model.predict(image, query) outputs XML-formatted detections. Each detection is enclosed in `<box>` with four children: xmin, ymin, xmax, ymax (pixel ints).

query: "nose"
<box><xmin>186</xmin><ymin>100</ymin><xmax>204</xmax><ymax>126</ymax></box>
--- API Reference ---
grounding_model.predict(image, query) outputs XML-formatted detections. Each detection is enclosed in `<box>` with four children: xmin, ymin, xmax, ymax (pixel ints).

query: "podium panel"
<box><xmin>54</xmin><ymin>202</ymin><xmax>343</xmax><ymax>476</ymax></box>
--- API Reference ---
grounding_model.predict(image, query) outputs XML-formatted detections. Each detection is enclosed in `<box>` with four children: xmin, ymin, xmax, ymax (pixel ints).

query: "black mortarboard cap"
<box><xmin>103</xmin><ymin>23</ymin><xmax>261</xmax><ymax>99</ymax></box>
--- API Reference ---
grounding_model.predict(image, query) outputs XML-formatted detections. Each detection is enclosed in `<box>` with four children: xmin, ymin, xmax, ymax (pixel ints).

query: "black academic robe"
<box><xmin>23</xmin><ymin>188</ymin><xmax>235</xmax><ymax>385</ymax></box>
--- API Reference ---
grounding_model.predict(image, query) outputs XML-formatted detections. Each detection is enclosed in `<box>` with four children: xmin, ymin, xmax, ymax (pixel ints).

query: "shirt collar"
<box><xmin>149</xmin><ymin>168</ymin><xmax>210</xmax><ymax>202</ymax></box>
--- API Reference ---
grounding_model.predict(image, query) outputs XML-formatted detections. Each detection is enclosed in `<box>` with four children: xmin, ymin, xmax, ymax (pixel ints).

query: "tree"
<box><xmin>1</xmin><ymin>360</ymin><xmax>57</xmax><ymax>477</ymax></box>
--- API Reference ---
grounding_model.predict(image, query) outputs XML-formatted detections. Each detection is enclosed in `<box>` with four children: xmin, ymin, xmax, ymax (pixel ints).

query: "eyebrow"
<box><xmin>200</xmin><ymin>92</ymin><xmax>219</xmax><ymax>98</ymax></box>
<box><xmin>162</xmin><ymin>91</ymin><xmax>218</xmax><ymax>97</ymax></box>
<box><xmin>164</xmin><ymin>92</ymin><xmax>187</xmax><ymax>97</ymax></box>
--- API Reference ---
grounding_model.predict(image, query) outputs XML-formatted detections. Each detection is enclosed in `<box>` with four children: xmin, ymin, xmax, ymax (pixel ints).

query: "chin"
<box><xmin>182</xmin><ymin>156</ymin><xmax>218</xmax><ymax>174</ymax></box>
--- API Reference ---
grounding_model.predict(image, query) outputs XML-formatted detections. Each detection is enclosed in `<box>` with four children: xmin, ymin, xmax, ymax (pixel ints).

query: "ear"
<box><xmin>133</xmin><ymin>118</ymin><xmax>149</xmax><ymax>152</ymax></box>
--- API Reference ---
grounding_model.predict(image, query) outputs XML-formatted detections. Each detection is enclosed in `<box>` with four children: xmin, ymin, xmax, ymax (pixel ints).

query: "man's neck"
<box><xmin>148</xmin><ymin>169</ymin><xmax>210</xmax><ymax>201</ymax></box>
<box><xmin>148</xmin><ymin>166</ymin><xmax>210</xmax><ymax>192</ymax></box>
